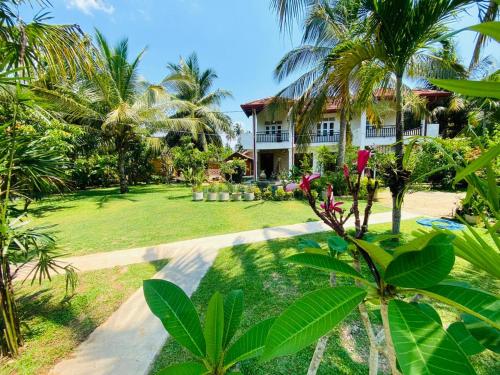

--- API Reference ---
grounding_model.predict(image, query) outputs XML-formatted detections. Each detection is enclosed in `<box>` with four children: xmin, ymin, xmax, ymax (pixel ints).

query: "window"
<box><xmin>317</xmin><ymin>119</ymin><xmax>335</xmax><ymax>137</ymax></box>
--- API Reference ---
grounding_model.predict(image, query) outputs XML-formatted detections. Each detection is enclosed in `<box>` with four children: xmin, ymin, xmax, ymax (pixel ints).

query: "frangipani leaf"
<box><xmin>204</xmin><ymin>292</ymin><xmax>224</xmax><ymax>365</ymax></box>
<box><xmin>385</xmin><ymin>239</ymin><xmax>454</xmax><ymax>288</ymax></box>
<box><xmin>143</xmin><ymin>280</ymin><xmax>206</xmax><ymax>357</ymax></box>
<box><xmin>447</xmin><ymin>322</ymin><xmax>485</xmax><ymax>356</ymax></box>
<box><xmin>393</xmin><ymin>231</ymin><xmax>453</xmax><ymax>257</ymax></box>
<box><xmin>388</xmin><ymin>300</ymin><xmax>476</xmax><ymax>375</ymax></box>
<box><xmin>418</xmin><ymin>283</ymin><xmax>500</xmax><ymax>329</ymax></box>
<box><xmin>327</xmin><ymin>236</ymin><xmax>348</xmax><ymax>254</ymax></box>
<box><xmin>411</xmin><ymin>302</ymin><xmax>442</xmax><ymax>325</ymax></box>
<box><xmin>157</xmin><ymin>362</ymin><xmax>208</xmax><ymax>375</ymax></box>
<box><xmin>302</xmin><ymin>247</ymin><xmax>328</xmax><ymax>255</ymax></box>
<box><xmin>298</xmin><ymin>238</ymin><xmax>321</xmax><ymax>250</ymax></box>
<box><xmin>223</xmin><ymin>290</ymin><xmax>244</xmax><ymax>348</ymax></box>
<box><xmin>352</xmin><ymin>238</ymin><xmax>393</xmax><ymax>269</ymax></box>
<box><xmin>462</xmin><ymin>314</ymin><xmax>500</xmax><ymax>353</ymax></box>
<box><xmin>286</xmin><ymin>253</ymin><xmax>370</xmax><ymax>286</ymax></box>
<box><xmin>261</xmin><ymin>287</ymin><xmax>366</xmax><ymax>362</ymax></box>
<box><xmin>429</xmin><ymin>79</ymin><xmax>500</xmax><ymax>99</ymax></box>
<box><xmin>224</xmin><ymin>317</ymin><xmax>276</xmax><ymax>367</ymax></box>
<box><xmin>469</xmin><ymin>21</ymin><xmax>500</xmax><ymax>42</ymax></box>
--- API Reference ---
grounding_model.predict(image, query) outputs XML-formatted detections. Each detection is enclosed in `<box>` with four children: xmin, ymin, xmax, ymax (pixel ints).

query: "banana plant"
<box><xmin>143</xmin><ymin>280</ymin><xmax>275</xmax><ymax>374</ymax></box>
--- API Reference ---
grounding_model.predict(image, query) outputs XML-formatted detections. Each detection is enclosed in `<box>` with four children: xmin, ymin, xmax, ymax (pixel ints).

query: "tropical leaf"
<box><xmin>303</xmin><ymin>247</ymin><xmax>329</xmax><ymax>255</ymax></box>
<box><xmin>157</xmin><ymin>362</ymin><xmax>208</xmax><ymax>375</ymax></box>
<box><xmin>385</xmin><ymin>238</ymin><xmax>455</xmax><ymax>288</ymax></box>
<box><xmin>417</xmin><ymin>283</ymin><xmax>500</xmax><ymax>329</ymax></box>
<box><xmin>454</xmin><ymin>144</ymin><xmax>500</xmax><ymax>184</ymax></box>
<box><xmin>286</xmin><ymin>253</ymin><xmax>370</xmax><ymax>285</ymax></box>
<box><xmin>143</xmin><ymin>280</ymin><xmax>206</xmax><ymax>357</ymax></box>
<box><xmin>298</xmin><ymin>238</ymin><xmax>321</xmax><ymax>249</ymax></box>
<box><xmin>410</xmin><ymin>302</ymin><xmax>442</xmax><ymax>325</ymax></box>
<box><xmin>223</xmin><ymin>318</ymin><xmax>276</xmax><ymax>367</ymax></box>
<box><xmin>204</xmin><ymin>292</ymin><xmax>224</xmax><ymax>365</ymax></box>
<box><xmin>388</xmin><ymin>300</ymin><xmax>476</xmax><ymax>375</ymax></box>
<box><xmin>222</xmin><ymin>290</ymin><xmax>244</xmax><ymax>348</ymax></box>
<box><xmin>469</xmin><ymin>21</ymin><xmax>500</xmax><ymax>42</ymax></box>
<box><xmin>429</xmin><ymin>79</ymin><xmax>500</xmax><ymax>99</ymax></box>
<box><xmin>261</xmin><ymin>287</ymin><xmax>366</xmax><ymax>362</ymax></box>
<box><xmin>327</xmin><ymin>236</ymin><xmax>348</xmax><ymax>254</ymax></box>
<box><xmin>462</xmin><ymin>314</ymin><xmax>500</xmax><ymax>353</ymax></box>
<box><xmin>452</xmin><ymin>225</ymin><xmax>500</xmax><ymax>279</ymax></box>
<box><xmin>447</xmin><ymin>322</ymin><xmax>485</xmax><ymax>356</ymax></box>
<box><xmin>352</xmin><ymin>238</ymin><xmax>393</xmax><ymax>269</ymax></box>
<box><xmin>393</xmin><ymin>231</ymin><xmax>453</xmax><ymax>257</ymax></box>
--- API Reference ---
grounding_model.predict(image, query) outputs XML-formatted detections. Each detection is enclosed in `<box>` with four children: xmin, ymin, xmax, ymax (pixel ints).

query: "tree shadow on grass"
<box><xmin>95</xmin><ymin>193</ymin><xmax>138</xmax><ymax>209</ymax></box>
<box><xmin>28</xmin><ymin>203</ymin><xmax>76</xmax><ymax>218</ymax></box>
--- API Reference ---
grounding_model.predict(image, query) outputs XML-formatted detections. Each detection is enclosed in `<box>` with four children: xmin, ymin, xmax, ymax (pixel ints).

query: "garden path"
<box><xmin>48</xmin><ymin>210</ymin><xmax>419</xmax><ymax>375</ymax></box>
<box><xmin>376</xmin><ymin>189</ymin><xmax>465</xmax><ymax>218</ymax></box>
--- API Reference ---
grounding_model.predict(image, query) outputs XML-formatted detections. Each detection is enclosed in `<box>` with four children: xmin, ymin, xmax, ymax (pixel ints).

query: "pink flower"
<box><xmin>285</xmin><ymin>182</ymin><xmax>298</xmax><ymax>192</ymax></box>
<box><xmin>357</xmin><ymin>150</ymin><xmax>371</xmax><ymax>174</ymax></box>
<box><xmin>299</xmin><ymin>173</ymin><xmax>320</xmax><ymax>192</ymax></box>
<box><xmin>321</xmin><ymin>184</ymin><xmax>344</xmax><ymax>213</ymax></box>
<box><xmin>343</xmin><ymin>164</ymin><xmax>350</xmax><ymax>178</ymax></box>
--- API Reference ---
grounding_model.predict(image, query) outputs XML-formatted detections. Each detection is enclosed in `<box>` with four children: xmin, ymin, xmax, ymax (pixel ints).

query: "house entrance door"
<box><xmin>260</xmin><ymin>153</ymin><xmax>274</xmax><ymax>179</ymax></box>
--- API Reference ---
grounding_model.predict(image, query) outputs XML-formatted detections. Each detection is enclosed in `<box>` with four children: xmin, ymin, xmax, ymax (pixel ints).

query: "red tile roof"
<box><xmin>240</xmin><ymin>89</ymin><xmax>451</xmax><ymax>117</ymax></box>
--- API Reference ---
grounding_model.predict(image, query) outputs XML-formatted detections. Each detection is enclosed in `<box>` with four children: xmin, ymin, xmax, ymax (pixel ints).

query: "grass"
<box><xmin>28</xmin><ymin>184</ymin><xmax>388</xmax><ymax>256</ymax></box>
<box><xmin>150</xmin><ymin>219</ymin><xmax>499</xmax><ymax>375</ymax></box>
<box><xmin>1</xmin><ymin>259</ymin><xmax>168</xmax><ymax>375</ymax></box>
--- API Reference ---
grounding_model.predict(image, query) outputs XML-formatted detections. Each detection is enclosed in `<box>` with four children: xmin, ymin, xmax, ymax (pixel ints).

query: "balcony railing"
<box><xmin>296</xmin><ymin>132</ymin><xmax>340</xmax><ymax>144</ymax></box>
<box><xmin>256</xmin><ymin>131</ymin><xmax>290</xmax><ymax>143</ymax></box>
<box><xmin>366</xmin><ymin>126</ymin><xmax>422</xmax><ymax>138</ymax></box>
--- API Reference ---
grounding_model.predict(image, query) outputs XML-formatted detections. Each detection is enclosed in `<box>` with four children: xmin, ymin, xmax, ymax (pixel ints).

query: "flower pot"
<box><xmin>464</xmin><ymin>214</ymin><xmax>480</xmax><ymax>225</ymax></box>
<box><xmin>243</xmin><ymin>192</ymin><xmax>255</xmax><ymax>201</ymax></box>
<box><xmin>218</xmin><ymin>192</ymin><xmax>230</xmax><ymax>201</ymax></box>
<box><xmin>192</xmin><ymin>191</ymin><xmax>204</xmax><ymax>201</ymax></box>
<box><xmin>231</xmin><ymin>192</ymin><xmax>242</xmax><ymax>201</ymax></box>
<box><xmin>207</xmin><ymin>192</ymin><xmax>218</xmax><ymax>201</ymax></box>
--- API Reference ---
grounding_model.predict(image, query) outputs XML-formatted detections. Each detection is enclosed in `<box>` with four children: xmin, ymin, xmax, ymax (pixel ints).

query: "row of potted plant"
<box><xmin>193</xmin><ymin>183</ymin><xmax>261</xmax><ymax>202</ymax></box>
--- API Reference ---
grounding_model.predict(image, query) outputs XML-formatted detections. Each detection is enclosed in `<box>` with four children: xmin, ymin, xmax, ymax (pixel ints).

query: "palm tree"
<box><xmin>36</xmin><ymin>31</ymin><xmax>198</xmax><ymax>194</ymax></box>
<box><xmin>0</xmin><ymin>0</ymin><xmax>93</xmax><ymax>356</ymax></box>
<box><xmin>162</xmin><ymin>52</ymin><xmax>233</xmax><ymax>149</ymax></box>
<box><xmin>273</xmin><ymin>0</ymin><xmax>365</xmax><ymax>167</ymax></box>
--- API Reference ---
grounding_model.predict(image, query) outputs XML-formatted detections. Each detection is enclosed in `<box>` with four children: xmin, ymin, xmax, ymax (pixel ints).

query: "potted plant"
<box><xmin>191</xmin><ymin>170</ymin><xmax>205</xmax><ymax>201</ymax></box>
<box><xmin>456</xmin><ymin>196</ymin><xmax>483</xmax><ymax>225</ymax></box>
<box><xmin>230</xmin><ymin>184</ymin><xmax>242</xmax><ymax>201</ymax></box>
<box><xmin>207</xmin><ymin>183</ymin><xmax>218</xmax><ymax>201</ymax></box>
<box><xmin>218</xmin><ymin>183</ymin><xmax>230</xmax><ymax>201</ymax></box>
<box><xmin>243</xmin><ymin>185</ymin><xmax>255</xmax><ymax>201</ymax></box>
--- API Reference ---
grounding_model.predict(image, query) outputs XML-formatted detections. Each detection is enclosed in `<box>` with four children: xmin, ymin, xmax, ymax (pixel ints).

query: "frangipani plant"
<box><xmin>143</xmin><ymin>280</ymin><xmax>275</xmax><ymax>375</ymax></box>
<box><xmin>262</xmin><ymin>149</ymin><xmax>499</xmax><ymax>375</ymax></box>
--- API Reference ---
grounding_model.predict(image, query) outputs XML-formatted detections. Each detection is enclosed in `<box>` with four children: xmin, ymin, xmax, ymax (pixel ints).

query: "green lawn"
<box><xmin>28</xmin><ymin>184</ymin><xmax>388</xmax><ymax>256</ymax></box>
<box><xmin>150</xmin><ymin>219</ymin><xmax>499</xmax><ymax>375</ymax></box>
<box><xmin>1</xmin><ymin>260</ymin><xmax>168</xmax><ymax>375</ymax></box>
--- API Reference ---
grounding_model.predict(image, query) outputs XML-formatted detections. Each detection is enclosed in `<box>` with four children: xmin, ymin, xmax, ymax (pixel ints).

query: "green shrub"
<box><xmin>275</xmin><ymin>186</ymin><xmax>286</xmax><ymax>201</ymax></box>
<box><xmin>252</xmin><ymin>186</ymin><xmax>262</xmax><ymax>200</ymax></box>
<box><xmin>262</xmin><ymin>187</ymin><xmax>273</xmax><ymax>200</ymax></box>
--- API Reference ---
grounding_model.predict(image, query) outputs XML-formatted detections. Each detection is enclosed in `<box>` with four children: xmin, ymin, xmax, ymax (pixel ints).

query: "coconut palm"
<box><xmin>36</xmin><ymin>31</ymin><xmax>199</xmax><ymax>194</ymax></box>
<box><xmin>273</xmin><ymin>0</ymin><xmax>365</xmax><ymax>167</ymax></box>
<box><xmin>162</xmin><ymin>52</ymin><xmax>233</xmax><ymax>149</ymax></box>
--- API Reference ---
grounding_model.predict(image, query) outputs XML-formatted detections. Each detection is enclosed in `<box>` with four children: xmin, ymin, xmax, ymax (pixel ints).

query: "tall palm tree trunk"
<box><xmin>337</xmin><ymin>108</ymin><xmax>347</xmax><ymax>168</ymax></box>
<box><xmin>117</xmin><ymin>147</ymin><xmax>128</xmax><ymax>194</ymax></box>
<box><xmin>391</xmin><ymin>75</ymin><xmax>404</xmax><ymax>234</ymax></box>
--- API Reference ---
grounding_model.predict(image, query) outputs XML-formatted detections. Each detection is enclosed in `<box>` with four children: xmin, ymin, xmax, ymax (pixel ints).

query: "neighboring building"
<box><xmin>224</xmin><ymin>151</ymin><xmax>254</xmax><ymax>176</ymax></box>
<box><xmin>239</xmin><ymin>89</ymin><xmax>450</xmax><ymax>179</ymax></box>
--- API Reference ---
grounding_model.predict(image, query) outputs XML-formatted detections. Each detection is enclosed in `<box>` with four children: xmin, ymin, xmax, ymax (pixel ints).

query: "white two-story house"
<box><xmin>238</xmin><ymin>89</ymin><xmax>450</xmax><ymax>180</ymax></box>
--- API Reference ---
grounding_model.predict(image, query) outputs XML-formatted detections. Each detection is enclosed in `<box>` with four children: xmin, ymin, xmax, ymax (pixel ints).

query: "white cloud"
<box><xmin>67</xmin><ymin>0</ymin><xmax>115</xmax><ymax>15</ymax></box>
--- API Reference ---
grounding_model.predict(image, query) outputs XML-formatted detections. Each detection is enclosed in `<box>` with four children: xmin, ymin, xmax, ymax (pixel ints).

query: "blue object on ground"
<box><xmin>417</xmin><ymin>218</ymin><xmax>465</xmax><ymax>231</ymax></box>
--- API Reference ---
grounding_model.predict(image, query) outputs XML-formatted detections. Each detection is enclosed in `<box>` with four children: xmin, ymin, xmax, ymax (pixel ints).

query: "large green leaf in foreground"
<box><xmin>385</xmin><ymin>237</ymin><xmax>454</xmax><ymax>288</ymax></box>
<box><xmin>204</xmin><ymin>292</ymin><xmax>224</xmax><ymax>365</ymax></box>
<box><xmin>222</xmin><ymin>290</ymin><xmax>244</xmax><ymax>348</ymax></box>
<box><xmin>429</xmin><ymin>79</ymin><xmax>500</xmax><ymax>99</ymax></box>
<box><xmin>143</xmin><ymin>280</ymin><xmax>206</xmax><ymax>357</ymax></box>
<box><xmin>157</xmin><ymin>362</ymin><xmax>207</xmax><ymax>375</ymax></box>
<box><xmin>224</xmin><ymin>317</ymin><xmax>276</xmax><ymax>367</ymax></box>
<box><xmin>388</xmin><ymin>300</ymin><xmax>476</xmax><ymax>375</ymax></box>
<box><xmin>418</xmin><ymin>283</ymin><xmax>500</xmax><ymax>329</ymax></box>
<box><xmin>261</xmin><ymin>286</ymin><xmax>366</xmax><ymax>362</ymax></box>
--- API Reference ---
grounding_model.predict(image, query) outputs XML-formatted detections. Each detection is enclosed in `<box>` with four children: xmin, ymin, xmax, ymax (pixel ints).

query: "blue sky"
<box><xmin>21</xmin><ymin>0</ymin><xmax>497</xmax><ymax>131</ymax></box>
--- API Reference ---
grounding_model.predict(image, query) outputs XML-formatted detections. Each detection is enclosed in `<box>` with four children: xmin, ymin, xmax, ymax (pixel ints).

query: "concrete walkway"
<box><xmin>50</xmin><ymin>210</ymin><xmax>419</xmax><ymax>375</ymax></box>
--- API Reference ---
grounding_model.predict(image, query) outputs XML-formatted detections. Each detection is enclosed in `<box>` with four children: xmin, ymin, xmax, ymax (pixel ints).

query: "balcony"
<box><xmin>366</xmin><ymin>126</ymin><xmax>422</xmax><ymax>138</ymax></box>
<box><xmin>256</xmin><ymin>131</ymin><xmax>290</xmax><ymax>143</ymax></box>
<box><xmin>296</xmin><ymin>132</ymin><xmax>340</xmax><ymax>144</ymax></box>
